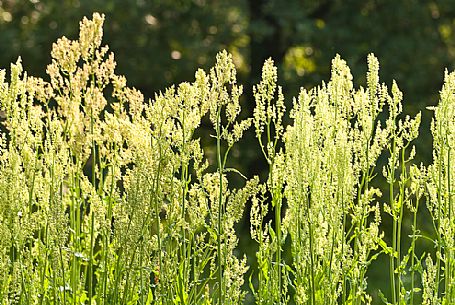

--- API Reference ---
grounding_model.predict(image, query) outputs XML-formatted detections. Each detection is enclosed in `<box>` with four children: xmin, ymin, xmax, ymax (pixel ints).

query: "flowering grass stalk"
<box><xmin>0</xmin><ymin>14</ymin><xmax>256</xmax><ymax>304</ymax></box>
<box><xmin>251</xmin><ymin>58</ymin><xmax>287</xmax><ymax>305</ymax></box>
<box><xmin>205</xmin><ymin>50</ymin><xmax>256</xmax><ymax>304</ymax></box>
<box><xmin>5</xmin><ymin>11</ymin><xmax>455</xmax><ymax>305</ymax></box>
<box><xmin>381</xmin><ymin>80</ymin><xmax>421</xmax><ymax>304</ymax></box>
<box><xmin>424</xmin><ymin>69</ymin><xmax>455</xmax><ymax>304</ymax></box>
<box><xmin>283</xmin><ymin>54</ymin><xmax>388</xmax><ymax>305</ymax></box>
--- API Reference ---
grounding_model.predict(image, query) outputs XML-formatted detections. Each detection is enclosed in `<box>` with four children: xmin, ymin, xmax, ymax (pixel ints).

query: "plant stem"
<box><xmin>410</xmin><ymin>195</ymin><xmax>419</xmax><ymax>305</ymax></box>
<box><xmin>447</xmin><ymin>146</ymin><xmax>452</xmax><ymax>301</ymax></box>
<box><xmin>180</xmin><ymin>108</ymin><xmax>188</xmax><ymax>302</ymax></box>
<box><xmin>89</xmin><ymin>109</ymin><xmax>95</xmax><ymax>304</ymax></box>
<box><xmin>436</xmin><ymin>127</ymin><xmax>444</xmax><ymax>301</ymax></box>
<box><xmin>396</xmin><ymin>147</ymin><xmax>407</xmax><ymax>303</ymax></box>
<box><xmin>275</xmin><ymin>190</ymin><xmax>282</xmax><ymax>302</ymax></box>
<box><xmin>390</xmin><ymin>138</ymin><xmax>397</xmax><ymax>305</ymax></box>
<box><xmin>341</xmin><ymin>188</ymin><xmax>347</xmax><ymax>305</ymax></box>
<box><xmin>216</xmin><ymin>106</ymin><xmax>223</xmax><ymax>305</ymax></box>
<box><xmin>267</xmin><ymin>122</ymin><xmax>282</xmax><ymax>304</ymax></box>
<box><xmin>153</xmin><ymin>138</ymin><xmax>164</xmax><ymax>302</ymax></box>
<box><xmin>307</xmin><ymin>192</ymin><xmax>316</xmax><ymax>305</ymax></box>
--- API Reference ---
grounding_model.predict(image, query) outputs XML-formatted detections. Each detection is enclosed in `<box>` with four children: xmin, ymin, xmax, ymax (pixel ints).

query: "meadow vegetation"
<box><xmin>0</xmin><ymin>13</ymin><xmax>453</xmax><ymax>305</ymax></box>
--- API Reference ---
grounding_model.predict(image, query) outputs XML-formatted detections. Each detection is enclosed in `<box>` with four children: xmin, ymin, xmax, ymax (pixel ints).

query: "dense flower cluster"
<box><xmin>1</xmin><ymin>12</ymin><xmax>455</xmax><ymax>305</ymax></box>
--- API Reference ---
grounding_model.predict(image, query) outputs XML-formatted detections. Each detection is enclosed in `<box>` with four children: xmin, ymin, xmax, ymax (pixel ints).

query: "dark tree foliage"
<box><xmin>0</xmin><ymin>0</ymin><xmax>247</xmax><ymax>97</ymax></box>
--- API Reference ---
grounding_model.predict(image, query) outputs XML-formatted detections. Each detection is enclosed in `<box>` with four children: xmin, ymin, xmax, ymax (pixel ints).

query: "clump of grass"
<box><xmin>0</xmin><ymin>14</ymin><xmax>256</xmax><ymax>304</ymax></box>
<box><xmin>3</xmin><ymin>11</ymin><xmax>455</xmax><ymax>305</ymax></box>
<box><xmin>283</xmin><ymin>54</ymin><xmax>389</xmax><ymax>305</ymax></box>
<box><xmin>381</xmin><ymin>80</ymin><xmax>421</xmax><ymax>304</ymax></box>
<box><xmin>250</xmin><ymin>58</ymin><xmax>287</xmax><ymax>305</ymax></box>
<box><xmin>424</xmin><ymin>69</ymin><xmax>455</xmax><ymax>305</ymax></box>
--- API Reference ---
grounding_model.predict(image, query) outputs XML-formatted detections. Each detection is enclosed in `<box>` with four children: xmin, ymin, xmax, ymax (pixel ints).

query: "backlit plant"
<box><xmin>1</xmin><ymin>12</ymin><xmax>455</xmax><ymax>305</ymax></box>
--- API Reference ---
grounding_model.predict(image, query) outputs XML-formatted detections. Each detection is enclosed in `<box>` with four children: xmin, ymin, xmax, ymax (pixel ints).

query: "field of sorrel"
<box><xmin>1</xmin><ymin>13</ymin><xmax>454</xmax><ymax>305</ymax></box>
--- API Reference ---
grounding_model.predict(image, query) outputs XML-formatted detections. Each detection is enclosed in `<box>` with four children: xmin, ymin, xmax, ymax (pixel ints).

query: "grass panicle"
<box><xmin>2</xmin><ymin>12</ymin><xmax>455</xmax><ymax>305</ymax></box>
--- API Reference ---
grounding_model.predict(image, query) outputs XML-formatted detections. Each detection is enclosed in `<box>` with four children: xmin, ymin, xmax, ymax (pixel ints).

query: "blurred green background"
<box><xmin>1</xmin><ymin>0</ymin><xmax>455</xmax><ymax>303</ymax></box>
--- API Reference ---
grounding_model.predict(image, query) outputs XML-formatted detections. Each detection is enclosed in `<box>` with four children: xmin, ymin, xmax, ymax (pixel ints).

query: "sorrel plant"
<box><xmin>1</xmin><ymin>12</ymin><xmax>455</xmax><ymax>305</ymax></box>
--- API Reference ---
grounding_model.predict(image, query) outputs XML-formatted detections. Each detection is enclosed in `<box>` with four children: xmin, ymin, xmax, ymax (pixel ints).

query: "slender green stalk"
<box><xmin>59</xmin><ymin>243</ymin><xmax>67</xmax><ymax>304</ymax></box>
<box><xmin>447</xmin><ymin>146</ymin><xmax>452</xmax><ymax>301</ymax></box>
<box><xmin>179</xmin><ymin>107</ymin><xmax>189</xmax><ymax>303</ymax></box>
<box><xmin>390</xmin><ymin>138</ymin><xmax>397</xmax><ymax>305</ymax></box>
<box><xmin>103</xmin><ymin>159</ymin><xmax>116</xmax><ymax>305</ymax></box>
<box><xmin>396</xmin><ymin>146</ymin><xmax>407</xmax><ymax>303</ymax></box>
<box><xmin>307</xmin><ymin>192</ymin><xmax>316</xmax><ymax>305</ymax></box>
<box><xmin>341</xmin><ymin>189</ymin><xmax>347</xmax><ymax>305</ymax></box>
<box><xmin>89</xmin><ymin>211</ymin><xmax>94</xmax><ymax>302</ymax></box>
<box><xmin>154</xmin><ymin>173</ymin><xmax>163</xmax><ymax>297</ymax></box>
<box><xmin>88</xmin><ymin>109</ymin><xmax>96</xmax><ymax>304</ymax></box>
<box><xmin>152</xmin><ymin>138</ymin><xmax>164</xmax><ymax>302</ymax></box>
<box><xmin>216</xmin><ymin>106</ymin><xmax>223</xmax><ymax>305</ymax></box>
<box><xmin>410</xmin><ymin>195</ymin><xmax>419</xmax><ymax>305</ymax></box>
<box><xmin>38</xmin><ymin>222</ymin><xmax>48</xmax><ymax>305</ymax></box>
<box><xmin>274</xmin><ymin>191</ymin><xmax>282</xmax><ymax>301</ymax></box>
<box><xmin>436</xmin><ymin>125</ymin><xmax>444</xmax><ymax>300</ymax></box>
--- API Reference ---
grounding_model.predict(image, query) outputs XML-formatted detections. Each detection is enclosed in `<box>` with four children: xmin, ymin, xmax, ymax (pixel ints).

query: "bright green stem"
<box><xmin>180</xmin><ymin>108</ymin><xmax>188</xmax><ymax>299</ymax></box>
<box><xmin>38</xmin><ymin>223</ymin><xmax>48</xmax><ymax>305</ymax></box>
<box><xmin>396</xmin><ymin>147</ymin><xmax>407</xmax><ymax>303</ymax></box>
<box><xmin>307</xmin><ymin>192</ymin><xmax>316</xmax><ymax>305</ymax></box>
<box><xmin>103</xmin><ymin>159</ymin><xmax>116</xmax><ymax>305</ymax></box>
<box><xmin>89</xmin><ymin>109</ymin><xmax>95</xmax><ymax>303</ymax></box>
<box><xmin>274</xmin><ymin>190</ymin><xmax>282</xmax><ymax>302</ymax></box>
<box><xmin>216</xmin><ymin>107</ymin><xmax>223</xmax><ymax>305</ymax></box>
<box><xmin>436</xmin><ymin>135</ymin><xmax>443</xmax><ymax>300</ymax></box>
<box><xmin>447</xmin><ymin>146</ymin><xmax>452</xmax><ymax>301</ymax></box>
<box><xmin>153</xmin><ymin>141</ymin><xmax>164</xmax><ymax>303</ymax></box>
<box><xmin>397</xmin><ymin>200</ymin><xmax>404</xmax><ymax>303</ymax></box>
<box><xmin>179</xmin><ymin>163</ymin><xmax>189</xmax><ymax>304</ymax></box>
<box><xmin>389</xmin><ymin>138</ymin><xmax>397</xmax><ymax>305</ymax></box>
<box><xmin>341</xmin><ymin>189</ymin><xmax>347</xmax><ymax>305</ymax></box>
<box><xmin>89</xmin><ymin>211</ymin><xmax>94</xmax><ymax>302</ymax></box>
<box><xmin>267</xmin><ymin>118</ymin><xmax>283</xmax><ymax>304</ymax></box>
<box><xmin>410</xmin><ymin>195</ymin><xmax>419</xmax><ymax>305</ymax></box>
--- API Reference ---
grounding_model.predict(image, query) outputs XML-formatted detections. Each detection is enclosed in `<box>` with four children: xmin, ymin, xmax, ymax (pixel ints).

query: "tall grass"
<box><xmin>250</xmin><ymin>58</ymin><xmax>287</xmax><ymax>305</ymax></box>
<box><xmin>424</xmin><ymin>69</ymin><xmax>455</xmax><ymax>305</ymax></box>
<box><xmin>1</xmin><ymin>12</ymin><xmax>455</xmax><ymax>305</ymax></box>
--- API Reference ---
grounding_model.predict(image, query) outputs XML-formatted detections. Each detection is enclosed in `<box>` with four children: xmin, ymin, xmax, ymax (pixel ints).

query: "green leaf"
<box><xmin>378</xmin><ymin>239</ymin><xmax>397</xmax><ymax>258</ymax></box>
<box><xmin>145</xmin><ymin>288</ymin><xmax>153</xmax><ymax>305</ymax></box>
